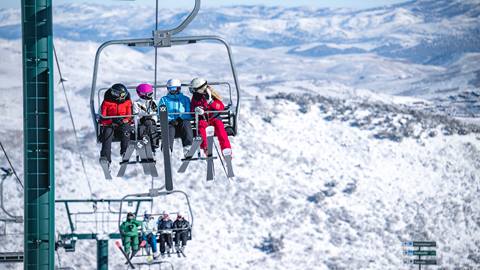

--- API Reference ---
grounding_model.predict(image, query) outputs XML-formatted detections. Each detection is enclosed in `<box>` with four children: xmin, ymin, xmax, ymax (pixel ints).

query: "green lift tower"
<box><xmin>21</xmin><ymin>0</ymin><xmax>55</xmax><ymax>269</ymax></box>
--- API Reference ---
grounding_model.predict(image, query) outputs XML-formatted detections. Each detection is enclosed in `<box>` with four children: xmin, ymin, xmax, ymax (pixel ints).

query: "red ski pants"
<box><xmin>198</xmin><ymin>118</ymin><xmax>231</xmax><ymax>151</ymax></box>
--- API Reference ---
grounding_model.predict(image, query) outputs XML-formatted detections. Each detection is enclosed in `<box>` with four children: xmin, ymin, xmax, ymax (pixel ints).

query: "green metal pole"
<box><xmin>97</xmin><ymin>240</ymin><xmax>109</xmax><ymax>270</ymax></box>
<box><xmin>21</xmin><ymin>0</ymin><xmax>55</xmax><ymax>269</ymax></box>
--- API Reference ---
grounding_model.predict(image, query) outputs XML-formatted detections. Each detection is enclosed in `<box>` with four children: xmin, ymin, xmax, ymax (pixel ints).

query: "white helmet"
<box><xmin>166</xmin><ymin>79</ymin><xmax>181</xmax><ymax>93</ymax></box>
<box><xmin>190</xmin><ymin>77</ymin><xmax>207</xmax><ymax>93</ymax></box>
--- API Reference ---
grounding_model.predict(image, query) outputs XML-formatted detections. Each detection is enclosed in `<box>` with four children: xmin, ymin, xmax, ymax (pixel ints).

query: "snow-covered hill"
<box><xmin>0</xmin><ymin>0</ymin><xmax>480</xmax><ymax>269</ymax></box>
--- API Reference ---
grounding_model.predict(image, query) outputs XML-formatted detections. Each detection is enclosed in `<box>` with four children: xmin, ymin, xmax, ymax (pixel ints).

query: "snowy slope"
<box><xmin>0</xmin><ymin>0</ymin><xmax>480</xmax><ymax>269</ymax></box>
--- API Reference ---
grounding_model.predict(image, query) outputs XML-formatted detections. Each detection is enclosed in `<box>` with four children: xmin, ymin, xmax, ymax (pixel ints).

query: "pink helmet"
<box><xmin>136</xmin><ymin>83</ymin><xmax>153</xmax><ymax>99</ymax></box>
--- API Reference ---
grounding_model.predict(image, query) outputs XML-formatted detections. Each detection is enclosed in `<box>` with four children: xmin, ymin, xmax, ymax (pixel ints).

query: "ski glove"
<box><xmin>195</xmin><ymin>107</ymin><xmax>205</xmax><ymax>115</ymax></box>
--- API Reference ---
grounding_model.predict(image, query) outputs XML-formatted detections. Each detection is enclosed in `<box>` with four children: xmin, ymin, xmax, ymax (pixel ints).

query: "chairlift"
<box><xmin>117</xmin><ymin>189</ymin><xmax>194</xmax><ymax>263</ymax></box>
<box><xmin>89</xmin><ymin>0</ymin><xmax>241</xmax><ymax>180</ymax></box>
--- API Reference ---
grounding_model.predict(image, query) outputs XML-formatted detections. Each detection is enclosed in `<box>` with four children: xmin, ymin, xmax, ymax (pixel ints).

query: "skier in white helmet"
<box><xmin>159</xmin><ymin>79</ymin><xmax>194</xmax><ymax>156</ymax></box>
<box><xmin>190</xmin><ymin>78</ymin><xmax>232</xmax><ymax>157</ymax></box>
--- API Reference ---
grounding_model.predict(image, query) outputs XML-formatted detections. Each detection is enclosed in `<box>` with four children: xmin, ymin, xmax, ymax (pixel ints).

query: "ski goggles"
<box><xmin>112</xmin><ymin>91</ymin><xmax>127</xmax><ymax>100</ymax></box>
<box><xmin>142</xmin><ymin>91</ymin><xmax>154</xmax><ymax>98</ymax></box>
<box><xmin>167</xmin><ymin>86</ymin><xmax>181</xmax><ymax>92</ymax></box>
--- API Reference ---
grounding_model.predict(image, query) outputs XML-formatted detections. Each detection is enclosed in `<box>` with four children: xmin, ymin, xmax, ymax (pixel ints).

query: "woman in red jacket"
<box><xmin>99</xmin><ymin>83</ymin><xmax>133</xmax><ymax>165</ymax></box>
<box><xmin>189</xmin><ymin>78</ymin><xmax>232</xmax><ymax>157</ymax></box>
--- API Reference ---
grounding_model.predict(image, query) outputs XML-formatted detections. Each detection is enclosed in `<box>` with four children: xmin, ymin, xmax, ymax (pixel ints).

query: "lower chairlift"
<box><xmin>116</xmin><ymin>189</ymin><xmax>193</xmax><ymax>267</ymax></box>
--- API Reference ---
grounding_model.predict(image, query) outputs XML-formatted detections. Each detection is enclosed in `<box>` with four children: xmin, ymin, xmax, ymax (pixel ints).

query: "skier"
<box><xmin>159</xmin><ymin>79</ymin><xmax>194</xmax><ymax>156</ymax></box>
<box><xmin>133</xmin><ymin>83</ymin><xmax>159</xmax><ymax>151</ymax></box>
<box><xmin>142</xmin><ymin>212</ymin><xmax>158</xmax><ymax>259</ymax></box>
<box><xmin>119</xmin><ymin>212</ymin><xmax>143</xmax><ymax>257</ymax></box>
<box><xmin>173</xmin><ymin>212</ymin><xmax>190</xmax><ymax>252</ymax></box>
<box><xmin>99</xmin><ymin>83</ymin><xmax>133</xmax><ymax>165</ymax></box>
<box><xmin>190</xmin><ymin>78</ymin><xmax>232</xmax><ymax>157</ymax></box>
<box><xmin>157</xmin><ymin>211</ymin><xmax>174</xmax><ymax>256</ymax></box>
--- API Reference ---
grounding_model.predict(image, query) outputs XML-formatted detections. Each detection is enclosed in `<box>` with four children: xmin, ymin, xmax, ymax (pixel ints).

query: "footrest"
<box><xmin>0</xmin><ymin>252</ymin><xmax>23</xmax><ymax>263</ymax></box>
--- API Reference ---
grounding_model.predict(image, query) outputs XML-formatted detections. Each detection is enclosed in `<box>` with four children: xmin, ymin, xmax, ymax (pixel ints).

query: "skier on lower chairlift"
<box><xmin>190</xmin><ymin>78</ymin><xmax>232</xmax><ymax>158</ymax></box>
<box><xmin>142</xmin><ymin>211</ymin><xmax>158</xmax><ymax>259</ymax></box>
<box><xmin>99</xmin><ymin>83</ymin><xmax>133</xmax><ymax>167</ymax></box>
<box><xmin>157</xmin><ymin>211</ymin><xmax>174</xmax><ymax>256</ymax></box>
<box><xmin>120</xmin><ymin>212</ymin><xmax>142</xmax><ymax>258</ymax></box>
<box><xmin>173</xmin><ymin>212</ymin><xmax>190</xmax><ymax>253</ymax></box>
<box><xmin>159</xmin><ymin>79</ymin><xmax>194</xmax><ymax>157</ymax></box>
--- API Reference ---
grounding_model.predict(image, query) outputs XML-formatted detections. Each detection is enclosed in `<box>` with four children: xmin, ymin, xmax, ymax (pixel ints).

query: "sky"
<box><xmin>1</xmin><ymin>0</ymin><xmax>407</xmax><ymax>10</ymax></box>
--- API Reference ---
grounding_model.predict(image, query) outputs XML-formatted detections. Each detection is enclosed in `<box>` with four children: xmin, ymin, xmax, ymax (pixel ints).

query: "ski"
<box><xmin>115</xmin><ymin>240</ymin><xmax>135</xmax><ymax>269</ymax></box>
<box><xmin>206</xmin><ymin>126</ymin><xmax>215</xmax><ymax>181</ymax></box>
<box><xmin>224</xmin><ymin>154</ymin><xmax>235</xmax><ymax>178</ymax></box>
<box><xmin>117</xmin><ymin>142</ymin><xmax>136</xmax><ymax>177</ymax></box>
<box><xmin>177</xmin><ymin>137</ymin><xmax>202</xmax><ymax>173</ymax></box>
<box><xmin>214</xmin><ymin>142</ymin><xmax>230</xmax><ymax>179</ymax></box>
<box><xmin>137</xmin><ymin>143</ymin><xmax>150</xmax><ymax>175</ymax></box>
<box><xmin>178</xmin><ymin>247</ymin><xmax>186</xmax><ymax>258</ymax></box>
<box><xmin>99</xmin><ymin>157</ymin><xmax>112</xmax><ymax>180</ymax></box>
<box><xmin>159</xmin><ymin>105</ymin><xmax>173</xmax><ymax>191</ymax></box>
<box><xmin>143</xmin><ymin>136</ymin><xmax>159</xmax><ymax>177</ymax></box>
<box><xmin>137</xmin><ymin>139</ymin><xmax>152</xmax><ymax>176</ymax></box>
<box><xmin>124</xmin><ymin>240</ymin><xmax>146</xmax><ymax>264</ymax></box>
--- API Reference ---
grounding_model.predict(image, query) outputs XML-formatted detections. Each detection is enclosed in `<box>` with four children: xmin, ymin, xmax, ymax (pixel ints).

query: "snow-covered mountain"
<box><xmin>2</xmin><ymin>0</ymin><xmax>480</xmax><ymax>62</ymax></box>
<box><xmin>1</xmin><ymin>0</ymin><xmax>479</xmax><ymax>106</ymax></box>
<box><xmin>0</xmin><ymin>0</ymin><xmax>479</xmax><ymax>269</ymax></box>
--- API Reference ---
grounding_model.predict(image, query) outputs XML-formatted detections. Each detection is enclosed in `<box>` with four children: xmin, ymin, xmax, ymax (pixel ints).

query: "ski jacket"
<box><xmin>190</xmin><ymin>93</ymin><xmax>225</xmax><ymax>120</ymax></box>
<box><xmin>100</xmin><ymin>98</ymin><xmax>133</xmax><ymax>126</ymax></box>
<box><xmin>120</xmin><ymin>219</ymin><xmax>142</xmax><ymax>237</ymax></box>
<box><xmin>173</xmin><ymin>219</ymin><xmax>190</xmax><ymax>230</ymax></box>
<box><xmin>133</xmin><ymin>98</ymin><xmax>158</xmax><ymax>122</ymax></box>
<box><xmin>142</xmin><ymin>218</ymin><xmax>157</xmax><ymax>235</ymax></box>
<box><xmin>157</xmin><ymin>218</ymin><xmax>174</xmax><ymax>232</ymax></box>
<box><xmin>159</xmin><ymin>93</ymin><xmax>192</xmax><ymax>122</ymax></box>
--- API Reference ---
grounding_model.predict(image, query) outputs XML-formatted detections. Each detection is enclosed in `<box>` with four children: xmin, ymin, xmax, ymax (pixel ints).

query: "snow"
<box><xmin>0</xmin><ymin>0</ymin><xmax>480</xmax><ymax>269</ymax></box>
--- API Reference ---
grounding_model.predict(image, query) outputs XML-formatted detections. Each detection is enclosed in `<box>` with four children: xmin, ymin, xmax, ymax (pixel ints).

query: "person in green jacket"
<box><xmin>120</xmin><ymin>212</ymin><xmax>143</xmax><ymax>256</ymax></box>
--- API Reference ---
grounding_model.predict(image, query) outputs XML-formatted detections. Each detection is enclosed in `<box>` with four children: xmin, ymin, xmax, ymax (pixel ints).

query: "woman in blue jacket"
<box><xmin>159</xmin><ymin>79</ymin><xmax>193</xmax><ymax>156</ymax></box>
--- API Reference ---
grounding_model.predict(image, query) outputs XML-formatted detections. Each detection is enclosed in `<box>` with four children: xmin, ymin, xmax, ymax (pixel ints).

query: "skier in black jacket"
<box><xmin>173</xmin><ymin>213</ymin><xmax>190</xmax><ymax>251</ymax></box>
<box><xmin>157</xmin><ymin>211</ymin><xmax>174</xmax><ymax>255</ymax></box>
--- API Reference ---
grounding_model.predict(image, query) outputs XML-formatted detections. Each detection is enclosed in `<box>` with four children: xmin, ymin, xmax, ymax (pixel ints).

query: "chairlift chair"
<box><xmin>90</xmin><ymin>0</ymin><xmax>241</xmax><ymax>180</ymax></box>
<box><xmin>117</xmin><ymin>189</ymin><xmax>194</xmax><ymax>261</ymax></box>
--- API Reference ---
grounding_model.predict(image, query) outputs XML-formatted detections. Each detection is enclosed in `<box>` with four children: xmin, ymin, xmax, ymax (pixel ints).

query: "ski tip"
<box><xmin>115</xmin><ymin>241</ymin><xmax>122</xmax><ymax>248</ymax></box>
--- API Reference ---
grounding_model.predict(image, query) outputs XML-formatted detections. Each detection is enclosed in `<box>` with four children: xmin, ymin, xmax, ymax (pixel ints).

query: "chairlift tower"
<box><xmin>21</xmin><ymin>0</ymin><xmax>55</xmax><ymax>269</ymax></box>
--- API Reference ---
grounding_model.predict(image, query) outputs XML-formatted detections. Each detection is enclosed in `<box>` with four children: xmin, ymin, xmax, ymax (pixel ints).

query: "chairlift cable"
<box><xmin>0</xmin><ymin>141</ymin><xmax>23</xmax><ymax>189</ymax></box>
<box><xmin>53</xmin><ymin>44</ymin><xmax>94</xmax><ymax>197</ymax></box>
<box><xmin>154</xmin><ymin>0</ymin><xmax>159</xmax><ymax>100</ymax></box>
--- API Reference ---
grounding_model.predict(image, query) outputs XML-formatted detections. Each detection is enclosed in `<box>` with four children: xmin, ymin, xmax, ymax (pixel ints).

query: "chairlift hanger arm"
<box><xmin>161</xmin><ymin>0</ymin><xmax>201</xmax><ymax>36</ymax></box>
<box><xmin>0</xmin><ymin>178</ymin><xmax>22</xmax><ymax>222</ymax></box>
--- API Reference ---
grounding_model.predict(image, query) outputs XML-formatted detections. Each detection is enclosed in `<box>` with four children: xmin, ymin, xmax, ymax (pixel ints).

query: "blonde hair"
<box><xmin>208</xmin><ymin>86</ymin><xmax>222</xmax><ymax>101</ymax></box>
